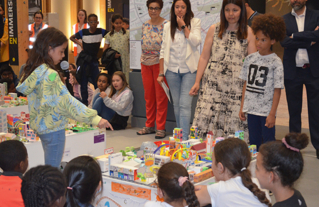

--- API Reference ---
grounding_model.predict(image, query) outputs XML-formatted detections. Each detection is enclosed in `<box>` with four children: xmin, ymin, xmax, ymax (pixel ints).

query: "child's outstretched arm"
<box><xmin>239</xmin><ymin>81</ymin><xmax>247</xmax><ymax>121</ymax></box>
<box><xmin>195</xmin><ymin>185</ymin><xmax>211</xmax><ymax>206</ymax></box>
<box><xmin>265</xmin><ymin>88</ymin><xmax>281</xmax><ymax>128</ymax></box>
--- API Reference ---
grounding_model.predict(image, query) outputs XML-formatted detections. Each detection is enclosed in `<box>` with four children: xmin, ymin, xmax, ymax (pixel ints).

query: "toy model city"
<box><xmin>96</xmin><ymin>127</ymin><xmax>257</xmax><ymax>186</ymax></box>
<box><xmin>0</xmin><ymin>83</ymin><xmax>96</xmax><ymax>143</ymax></box>
<box><xmin>0</xmin><ymin>83</ymin><xmax>257</xmax><ymax>186</ymax></box>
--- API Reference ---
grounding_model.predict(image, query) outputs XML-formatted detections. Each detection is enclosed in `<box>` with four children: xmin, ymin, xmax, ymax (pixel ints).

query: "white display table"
<box><xmin>25</xmin><ymin>129</ymin><xmax>106</xmax><ymax>169</ymax></box>
<box><xmin>95</xmin><ymin>160</ymin><xmax>256</xmax><ymax>207</ymax></box>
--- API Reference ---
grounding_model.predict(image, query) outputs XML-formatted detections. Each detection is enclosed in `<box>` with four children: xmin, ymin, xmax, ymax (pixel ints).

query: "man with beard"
<box><xmin>281</xmin><ymin>0</ymin><xmax>319</xmax><ymax>159</ymax></box>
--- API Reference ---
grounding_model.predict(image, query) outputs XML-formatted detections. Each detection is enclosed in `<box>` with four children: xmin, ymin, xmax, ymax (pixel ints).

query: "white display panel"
<box><xmin>129</xmin><ymin>0</ymin><xmax>223</xmax><ymax>69</ymax></box>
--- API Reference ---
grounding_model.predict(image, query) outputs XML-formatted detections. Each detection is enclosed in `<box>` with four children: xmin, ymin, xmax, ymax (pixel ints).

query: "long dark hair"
<box><xmin>219</xmin><ymin>0</ymin><xmax>248</xmax><ymax>40</ymax></box>
<box><xmin>170</xmin><ymin>0</ymin><xmax>194</xmax><ymax>40</ymax></box>
<box><xmin>21</xmin><ymin>165</ymin><xmax>67</xmax><ymax>207</ymax></box>
<box><xmin>110</xmin><ymin>13</ymin><xmax>126</xmax><ymax>36</ymax></box>
<box><xmin>77</xmin><ymin>9</ymin><xmax>87</xmax><ymax>23</ymax></box>
<box><xmin>259</xmin><ymin>133</ymin><xmax>309</xmax><ymax>188</ymax></box>
<box><xmin>21</xmin><ymin>27</ymin><xmax>67</xmax><ymax>83</ymax></box>
<box><xmin>157</xmin><ymin>162</ymin><xmax>200</xmax><ymax>207</ymax></box>
<box><xmin>108</xmin><ymin>71</ymin><xmax>130</xmax><ymax>98</ymax></box>
<box><xmin>214</xmin><ymin>139</ymin><xmax>271</xmax><ymax>207</ymax></box>
<box><xmin>63</xmin><ymin>156</ymin><xmax>103</xmax><ymax>207</ymax></box>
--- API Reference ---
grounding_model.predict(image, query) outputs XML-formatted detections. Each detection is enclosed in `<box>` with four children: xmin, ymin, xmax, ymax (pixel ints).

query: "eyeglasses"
<box><xmin>149</xmin><ymin>7</ymin><xmax>161</xmax><ymax>12</ymax></box>
<box><xmin>89</xmin><ymin>21</ymin><xmax>98</xmax><ymax>24</ymax></box>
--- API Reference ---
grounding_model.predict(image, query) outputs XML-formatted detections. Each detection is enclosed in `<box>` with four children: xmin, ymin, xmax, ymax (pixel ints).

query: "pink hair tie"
<box><xmin>67</xmin><ymin>187</ymin><xmax>73</xmax><ymax>190</ymax></box>
<box><xmin>178</xmin><ymin>176</ymin><xmax>188</xmax><ymax>186</ymax></box>
<box><xmin>282</xmin><ymin>138</ymin><xmax>300</xmax><ymax>152</ymax></box>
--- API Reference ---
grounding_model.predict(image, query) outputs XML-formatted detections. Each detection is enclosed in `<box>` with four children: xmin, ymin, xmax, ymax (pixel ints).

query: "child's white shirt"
<box><xmin>144</xmin><ymin>201</ymin><xmax>187</xmax><ymax>207</ymax></box>
<box><xmin>207</xmin><ymin>176</ymin><xmax>270</xmax><ymax>207</ymax></box>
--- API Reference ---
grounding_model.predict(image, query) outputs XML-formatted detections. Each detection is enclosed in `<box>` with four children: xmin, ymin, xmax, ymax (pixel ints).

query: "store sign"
<box><xmin>107</xmin><ymin>0</ymin><xmax>114</xmax><ymax>12</ymax></box>
<box><xmin>8</xmin><ymin>0</ymin><xmax>19</xmax><ymax>65</ymax></box>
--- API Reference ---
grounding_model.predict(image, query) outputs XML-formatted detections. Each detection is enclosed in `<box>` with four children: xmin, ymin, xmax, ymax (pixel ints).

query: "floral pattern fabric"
<box><xmin>105</xmin><ymin>30</ymin><xmax>130</xmax><ymax>81</ymax></box>
<box><xmin>16</xmin><ymin>64</ymin><xmax>101</xmax><ymax>135</ymax></box>
<box><xmin>140</xmin><ymin>20</ymin><xmax>168</xmax><ymax>66</ymax></box>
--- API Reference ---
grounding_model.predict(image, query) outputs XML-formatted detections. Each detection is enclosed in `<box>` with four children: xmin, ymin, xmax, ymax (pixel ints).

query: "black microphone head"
<box><xmin>60</xmin><ymin>60</ymin><xmax>69</xmax><ymax>70</ymax></box>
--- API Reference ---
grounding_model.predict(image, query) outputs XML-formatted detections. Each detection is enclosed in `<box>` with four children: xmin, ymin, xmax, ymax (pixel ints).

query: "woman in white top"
<box><xmin>144</xmin><ymin>162</ymin><xmax>199</xmax><ymax>207</ymax></box>
<box><xmin>157</xmin><ymin>0</ymin><xmax>201</xmax><ymax>140</ymax></box>
<box><xmin>196</xmin><ymin>138</ymin><xmax>271</xmax><ymax>207</ymax></box>
<box><xmin>72</xmin><ymin>9</ymin><xmax>89</xmax><ymax>63</ymax></box>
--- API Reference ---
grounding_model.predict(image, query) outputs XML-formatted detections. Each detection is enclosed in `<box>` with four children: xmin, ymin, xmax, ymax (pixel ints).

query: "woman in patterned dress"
<box><xmin>136</xmin><ymin>0</ymin><xmax>169</xmax><ymax>139</ymax></box>
<box><xmin>189</xmin><ymin>0</ymin><xmax>256</xmax><ymax>139</ymax></box>
<box><xmin>104</xmin><ymin>14</ymin><xmax>130</xmax><ymax>82</ymax></box>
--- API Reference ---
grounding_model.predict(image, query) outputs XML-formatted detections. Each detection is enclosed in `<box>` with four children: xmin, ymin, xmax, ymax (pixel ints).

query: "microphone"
<box><xmin>60</xmin><ymin>60</ymin><xmax>69</xmax><ymax>71</ymax></box>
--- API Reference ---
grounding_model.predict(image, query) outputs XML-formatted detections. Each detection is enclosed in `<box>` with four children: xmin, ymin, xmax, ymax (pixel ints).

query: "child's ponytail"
<box><xmin>239</xmin><ymin>169</ymin><xmax>272</xmax><ymax>207</ymax></box>
<box><xmin>157</xmin><ymin>162</ymin><xmax>200</xmax><ymax>207</ymax></box>
<box><xmin>182</xmin><ymin>180</ymin><xmax>200</xmax><ymax>207</ymax></box>
<box><xmin>214</xmin><ymin>139</ymin><xmax>271</xmax><ymax>207</ymax></box>
<box><xmin>259</xmin><ymin>132</ymin><xmax>309</xmax><ymax>188</ymax></box>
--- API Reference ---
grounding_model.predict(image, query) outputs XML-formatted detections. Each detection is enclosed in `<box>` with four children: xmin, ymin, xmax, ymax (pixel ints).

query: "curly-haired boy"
<box><xmin>239</xmin><ymin>14</ymin><xmax>286</xmax><ymax>150</ymax></box>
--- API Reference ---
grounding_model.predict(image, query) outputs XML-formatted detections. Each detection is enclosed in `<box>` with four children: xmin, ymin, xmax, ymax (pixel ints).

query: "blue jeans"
<box><xmin>81</xmin><ymin>61</ymin><xmax>99</xmax><ymax>105</ymax></box>
<box><xmin>165</xmin><ymin>70</ymin><xmax>196</xmax><ymax>140</ymax></box>
<box><xmin>92</xmin><ymin>92</ymin><xmax>116</xmax><ymax>120</ymax></box>
<box><xmin>39</xmin><ymin>129</ymin><xmax>66</xmax><ymax>168</ymax></box>
<box><xmin>247</xmin><ymin>114</ymin><xmax>276</xmax><ymax>150</ymax></box>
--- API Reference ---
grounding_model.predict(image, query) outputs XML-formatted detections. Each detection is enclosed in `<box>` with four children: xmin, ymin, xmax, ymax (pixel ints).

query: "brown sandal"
<box><xmin>155</xmin><ymin>130</ymin><xmax>166</xmax><ymax>139</ymax></box>
<box><xmin>136</xmin><ymin>127</ymin><xmax>155</xmax><ymax>135</ymax></box>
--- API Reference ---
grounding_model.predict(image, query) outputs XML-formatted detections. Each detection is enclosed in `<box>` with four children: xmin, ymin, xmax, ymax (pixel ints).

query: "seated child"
<box><xmin>144</xmin><ymin>162</ymin><xmax>200</xmax><ymax>207</ymax></box>
<box><xmin>0</xmin><ymin>140</ymin><xmax>28</xmax><ymax>207</ymax></box>
<box><xmin>196</xmin><ymin>138</ymin><xmax>271</xmax><ymax>207</ymax></box>
<box><xmin>21</xmin><ymin>165</ymin><xmax>67</xmax><ymax>207</ymax></box>
<box><xmin>69</xmin><ymin>63</ymin><xmax>94</xmax><ymax>103</ymax></box>
<box><xmin>63</xmin><ymin>156</ymin><xmax>102</xmax><ymax>207</ymax></box>
<box><xmin>93</xmin><ymin>71</ymin><xmax>133</xmax><ymax>130</ymax></box>
<box><xmin>0</xmin><ymin>64</ymin><xmax>19</xmax><ymax>87</ymax></box>
<box><xmin>256</xmin><ymin>132</ymin><xmax>308</xmax><ymax>207</ymax></box>
<box><xmin>0</xmin><ymin>78</ymin><xmax>17</xmax><ymax>93</ymax></box>
<box><xmin>89</xmin><ymin>72</ymin><xmax>111</xmax><ymax>108</ymax></box>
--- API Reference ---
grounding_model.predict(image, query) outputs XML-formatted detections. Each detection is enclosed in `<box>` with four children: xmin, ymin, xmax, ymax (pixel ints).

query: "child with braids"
<box><xmin>21</xmin><ymin>165</ymin><xmax>67</xmax><ymax>207</ymax></box>
<box><xmin>256</xmin><ymin>133</ymin><xmax>308</xmax><ymax>207</ymax></box>
<box><xmin>63</xmin><ymin>156</ymin><xmax>103</xmax><ymax>207</ymax></box>
<box><xmin>196</xmin><ymin>138</ymin><xmax>271</xmax><ymax>207</ymax></box>
<box><xmin>144</xmin><ymin>162</ymin><xmax>200</xmax><ymax>207</ymax></box>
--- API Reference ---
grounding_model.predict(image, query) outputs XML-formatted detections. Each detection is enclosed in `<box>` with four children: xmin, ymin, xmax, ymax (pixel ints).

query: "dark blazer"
<box><xmin>281</xmin><ymin>8</ymin><xmax>319</xmax><ymax>80</ymax></box>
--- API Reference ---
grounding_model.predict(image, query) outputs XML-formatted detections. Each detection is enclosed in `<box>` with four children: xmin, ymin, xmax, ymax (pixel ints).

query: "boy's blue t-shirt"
<box><xmin>239</xmin><ymin>52</ymin><xmax>284</xmax><ymax>117</ymax></box>
<box><xmin>75</xmin><ymin>28</ymin><xmax>108</xmax><ymax>58</ymax></box>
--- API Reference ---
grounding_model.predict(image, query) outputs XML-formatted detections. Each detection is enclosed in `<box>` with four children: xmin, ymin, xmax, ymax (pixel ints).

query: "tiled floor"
<box><xmin>106</xmin><ymin>87</ymin><xmax>318</xmax><ymax>207</ymax></box>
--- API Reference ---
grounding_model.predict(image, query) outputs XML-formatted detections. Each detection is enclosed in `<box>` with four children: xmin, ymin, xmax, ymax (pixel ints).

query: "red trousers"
<box><xmin>141</xmin><ymin>63</ymin><xmax>168</xmax><ymax>130</ymax></box>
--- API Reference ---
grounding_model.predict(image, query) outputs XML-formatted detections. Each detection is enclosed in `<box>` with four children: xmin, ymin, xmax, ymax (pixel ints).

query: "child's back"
<box><xmin>0</xmin><ymin>140</ymin><xmax>28</xmax><ymax>207</ymax></box>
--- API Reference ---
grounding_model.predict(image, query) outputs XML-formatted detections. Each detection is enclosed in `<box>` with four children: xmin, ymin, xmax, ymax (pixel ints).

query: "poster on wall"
<box><xmin>8</xmin><ymin>0</ymin><xmax>19</xmax><ymax>65</ymax></box>
<box><xmin>28</xmin><ymin>0</ymin><xmax>42</xmax><ymax>23</ymax></box>
<box><xmin>129</xmin><ymin>0</ymin><xmax>223</xmax><ymax>70</ymax></box>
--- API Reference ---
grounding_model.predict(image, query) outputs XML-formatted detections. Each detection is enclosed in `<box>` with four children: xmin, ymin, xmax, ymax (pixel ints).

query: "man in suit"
<box><xmin>281</xmin><ymin>0</ymin><xmax>319</xmax><ymax>158</ymax></box>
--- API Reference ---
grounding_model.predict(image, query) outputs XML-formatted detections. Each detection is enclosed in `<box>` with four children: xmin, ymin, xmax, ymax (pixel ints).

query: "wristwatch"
<box><xmin>181</xmin><ymin>25</ymin><xmax>186</xmax><ymax>30</ymax></box>
<box><xmin>158</xmin><ymin>73</ymin><xmax>165</xmax><ymax>77</ymax></box>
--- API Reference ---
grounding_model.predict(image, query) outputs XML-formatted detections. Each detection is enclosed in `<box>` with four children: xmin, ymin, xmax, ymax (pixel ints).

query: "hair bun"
<box><xmin>285</xmin><ymin>132</ymin><xmax>309</xmax><ymax>150</ymax></box>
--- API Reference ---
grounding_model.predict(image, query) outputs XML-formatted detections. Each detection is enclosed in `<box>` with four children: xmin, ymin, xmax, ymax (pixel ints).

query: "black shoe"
<box><xmin>316</xmin><ymin>149</ymin><xmax>319</xmax><ymax>159</ymax></box>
